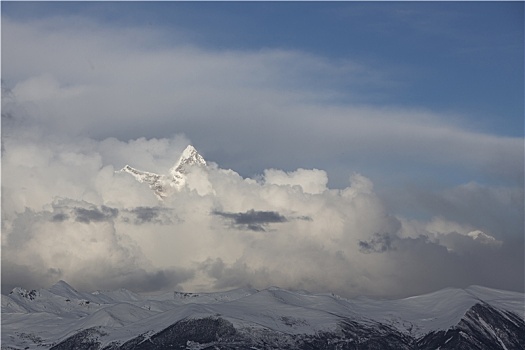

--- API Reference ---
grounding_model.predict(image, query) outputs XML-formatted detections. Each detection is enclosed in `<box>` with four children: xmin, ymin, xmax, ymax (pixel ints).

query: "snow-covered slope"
<box><xmin>118</xmin><ymin>145</ymin><xmax>207</xmax><ymax>199</ymax></box>
<box><xmin>2</xmin><ymin>281</ymin><xmax>523</xmax><ymax>350</ymax></box>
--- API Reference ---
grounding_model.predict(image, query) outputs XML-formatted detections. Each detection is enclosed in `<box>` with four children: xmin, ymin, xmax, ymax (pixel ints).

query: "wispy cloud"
<box><xmin>2</xmin><ymin>15</ymin><xmax>521</xmax><ymax>189</ymax></box>
<box><xmin>74</xmin><ymin>206</ymin><xmax>118</xmax><ymax>224</ymax></box>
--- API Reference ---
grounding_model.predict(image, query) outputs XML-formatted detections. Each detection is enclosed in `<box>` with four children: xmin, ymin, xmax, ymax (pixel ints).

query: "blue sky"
<box><xmin>1</xmin><ymin>2</ymin><xmax>524</xmax><ymax>295</ymax></box>
<box><xmin>3</xmin><ymin>1</ymin><xmax>523</xmax><ymax>136</ymax></box>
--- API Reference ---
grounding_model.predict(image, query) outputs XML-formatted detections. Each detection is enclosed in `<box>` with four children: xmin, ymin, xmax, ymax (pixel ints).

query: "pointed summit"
<box><xmin>169</xmin><ymin>145</ymin><xmax>207</xmax><ymax>176</ymax></box>
<box><xmin>118</xmin><ymin>145</ymin><xmax>208</xmax><ymax>199</ymax></box>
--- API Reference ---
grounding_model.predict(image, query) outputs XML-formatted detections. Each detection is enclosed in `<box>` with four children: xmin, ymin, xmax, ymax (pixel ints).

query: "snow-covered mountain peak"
<box><xmin>117</xmin><ymin>145</ymin><xmax>207</xmax><ymax>199</ymax></box>
<box><xmin>169</xmin><ymin>144</ymin><xmax>207</xmax><ymax>176</ymax></box>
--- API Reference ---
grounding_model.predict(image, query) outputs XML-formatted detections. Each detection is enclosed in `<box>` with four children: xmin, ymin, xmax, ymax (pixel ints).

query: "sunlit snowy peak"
<box><xmin>118</xmin><ymin>145</ymin><xmax>207</xmax><ymax>199</ymax></box>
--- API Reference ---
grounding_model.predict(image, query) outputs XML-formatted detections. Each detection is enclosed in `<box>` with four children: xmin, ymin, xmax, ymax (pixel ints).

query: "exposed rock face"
<box><xmin>417</xmin><ymin>303</ymin><xmax>525</xmax><ymax>350</ymax></box>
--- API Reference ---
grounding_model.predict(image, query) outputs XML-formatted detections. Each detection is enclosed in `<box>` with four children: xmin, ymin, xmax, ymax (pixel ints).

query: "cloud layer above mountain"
<box><xmin>1</xmin><ymin>10</ymin><xmax>523</xmax><ymax>297</ymax></box>
<box><xmin>2</xmin><ymin>130</ymin><xmax>522</xmax><ymax>297</ymax></box>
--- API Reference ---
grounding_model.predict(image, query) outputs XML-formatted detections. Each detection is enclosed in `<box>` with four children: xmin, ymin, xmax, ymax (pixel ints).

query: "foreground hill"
<box><xmin>2</xmin><ymin>281</ymin><xmax>524</xmax><ymax>349</ymax></box>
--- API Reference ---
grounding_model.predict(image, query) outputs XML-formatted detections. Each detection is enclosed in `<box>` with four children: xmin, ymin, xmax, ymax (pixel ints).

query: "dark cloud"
<box><xmin>51</xmin><ymin>213</ymin><xmax>69</xmax><ymax>222</ymax></box>
<box><xmin>49</xmin><ymin>202</ymin><xmax>165</xmax><ymax>225</ymax></box>
<box><xmin>213</xmin><ymin>209</ymin><xmax>288</xmax><ymax>232</ymax></box>
<box><xmin>132</xmin><ymin>207</ymin><xmax>159</xmax><ymax>223</ymax></box>
<box><xmin>125</xmin><ymin>207</ymin><xmax>175</xmax><ymax>225</ymax></box>
<box><xmin>359</xmin><ymin>232</ymin><xmax>394</xmax><ymax>253</ymax></box>
<box><xmin>74</xmin><ymin>205</ymin><xmax>118</xmax><ymax>224</ymax></box>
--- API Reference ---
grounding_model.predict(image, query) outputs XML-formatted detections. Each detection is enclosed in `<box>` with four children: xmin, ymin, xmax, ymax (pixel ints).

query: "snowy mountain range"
<box><xmin>118</xmin><ymin>145</ymin><xmax>207</xmax><ymax>199</ymax></box>
<box><xmin>2</xmin><ymin>281</ymin><xmax>524</xmax><ymax>349</ymax></box>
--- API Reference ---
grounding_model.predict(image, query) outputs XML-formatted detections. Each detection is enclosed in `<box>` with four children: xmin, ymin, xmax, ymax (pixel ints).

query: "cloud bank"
<box><xmin>1</xmin><ymin>129</ymin><xmax>522</xmax><ymax>297</ymax></box>
<box><xmin>1</xmin><ymin>13</ymin><xmax>523</xmax><ymax>298</ymax></box>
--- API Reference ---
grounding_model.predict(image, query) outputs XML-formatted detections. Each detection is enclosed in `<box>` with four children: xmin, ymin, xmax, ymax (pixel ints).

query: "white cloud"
<box><xmin>12</xmin><ymin>74</ymin><xmax>86</xmax><ymax>102</ymax></box>
<box><xmin>1</xmin><ymin>128</ymin><xmax>522</xmax><ymax>296</ymax></box>
<box><xmin>264</xmin><ymin>168</ymin><xmax>328</xmax><ymax>195</ymax></box>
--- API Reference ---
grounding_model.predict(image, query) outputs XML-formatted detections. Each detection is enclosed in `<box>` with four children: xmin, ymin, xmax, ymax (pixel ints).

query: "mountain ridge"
<box><xmin>118</xmin><ymin>145</ymin><xmax>207</xmax><ymax>199</ymax></box>
<box><xmin>2</xmin><ymin>280</ymin><xmax>523</xmax><ymax>349</ymax></box>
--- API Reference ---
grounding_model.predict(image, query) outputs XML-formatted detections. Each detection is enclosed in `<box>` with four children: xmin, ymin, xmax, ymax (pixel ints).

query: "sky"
<box><xmin>1</xmin><ymin>1</ymin><xmax>523</xmax><ymax>298</ymax></box>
